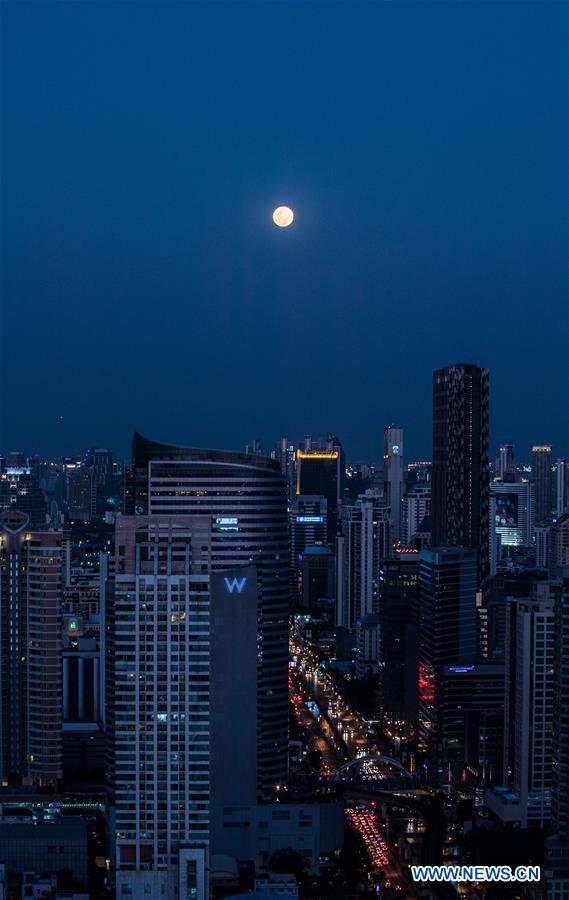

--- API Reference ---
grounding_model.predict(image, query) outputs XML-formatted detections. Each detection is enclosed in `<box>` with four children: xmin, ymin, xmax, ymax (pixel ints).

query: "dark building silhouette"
<box><xmin>0</xmin><ymin>466</ymin><xmax>47</xmax><ymax>529</ymax></box>
<box><xmin>0</xmin><ymin>509</ymin><xmax>62</xmax><ymax>786</ymax></box>
<box><xmin>532</xmin><ymin>444</ymin><xmax>553</xmax><ymax>525</ymax></box>
<box><xmin>379</xmin><ymin>550</ymin><xmax>421</xmax><ymax>727</ymax></box>
<box><xmin>296</xmin><ymin>435</ymin><xmax>344</xmax><ymax>545</ymax></box>
<box><xmin>418</xmin><ymin>547</ymin><xmax>478</xmax><ymax>770</ymax></box>
<box><xmin>432</xmin><ymin>364</ymin><xmax>490</xmax><ymax>597</ymax></box>
<box><xmin>290</xmin><ymin>495</ymin><xmax>328</xmax><ymax>604</ymax></box>
<box><xmin>547</xmin><ymin>574</ymin><xmax>569</xmax><ymax>897</ymax></box>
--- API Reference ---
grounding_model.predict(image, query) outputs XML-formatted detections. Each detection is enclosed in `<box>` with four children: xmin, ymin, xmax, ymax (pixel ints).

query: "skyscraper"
<box><xmin>418</xmin><ymin>547</ymin><xmax>478</xmax><ymax>766</ymax></box>
<box><xmin>401</xmin><ymin>485</ymin><xmax>431</xmax><ymax>547</ymax></box>
<box><xmin>127</xmin><ymin>432</ymin><xmax>289</xmax><ymax>792</ymax></box>
<box><xmin>383</xmin><ymin>426</ymin><xmax>404</xmax><ymax>544</ymax></box>
<box><xmin>503</xmin><ymin>586</ymin><xmax>556</xmax><ymax>827</ymax></box>
<box><xmin>532</xmin><ymin>444</ymin><xmax>553</xmax><ymax>525</ymax></box>
<box><xmin>110</xmin><ymin>514</ymin><xmax>212</xmax><ymax>899</ymax></box>
<box><xmin>85</xmin><ymin>447</ymin><xmax>115</xmax><ymax>518</ymax></box>
<box><xmin>380</xmin><ymin>551</ymin><xmax>421</xmax><ymax>727</ymax></box>
<box><xmin>549</xmin><ymin>515</ymin><xmax>569</xmax><ymax>577</ymax></box>
<box><xmin>490</xmin><ymin>478</ymin><xmax>533</xmax><ymax>548</ymax></box>
<box><xmin>546</xmin><ymin>575</ymin><xmax>569</xmax><ymax>899</ymax></box>
<box><xmin>498</xmin><ymin>444</ymin><xmax>516</xmax><ymax>479</ymax></box>
<box><xmin>289</xmin><ymin>495</ymin><xmax>328</xmax><ymax>605</ymax></box>
<box><xmin>0</xmin><ymin>465</ymin><xmax>47</xmax><ymax>529</ymax></box>
<box><xmin>0</xmin><ymin>508</ymin><xmax>62</xmax><ymax>787</ymax></box>
<box><xmin>432</xmin><ymin>363</ymin><xmax>490</xmax><ymax>596</ymax></box>
<box><xmin>336</xmin><ymin>497</ymin><xmax>390</xmax><ymax>631</ymax></box>
<box><xmin>556</xmin><ymin>458</ymin><xmax>567</xmax><ymax>518</ymax></box>
<box><xmin>296</xmin><ymin>434</ymin><xmax>344</xmax><ymax>545</ymax></box>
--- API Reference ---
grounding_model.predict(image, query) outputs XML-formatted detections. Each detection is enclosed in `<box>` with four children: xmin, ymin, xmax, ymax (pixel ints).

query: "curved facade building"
<box><xmin>128</xmin><ymin>433</ymin><xmax>290</xmax><ymax>793</ymax></box>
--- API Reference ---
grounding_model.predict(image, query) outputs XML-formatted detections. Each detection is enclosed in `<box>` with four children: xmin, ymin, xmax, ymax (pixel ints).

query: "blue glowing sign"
<box><xmin>224</xmin><ymin>577</ymin><xmax>247</xmax><ymax>594</ymax></box>
<box><xmin>448</xmin><ymin>666</ymin><xmax>474</xmax><ymax>673</ymax></box>
<box><xmin>216</xmin><ymin>516</ymin><xmax>239</xmax><ymax>532</ymax></box>
<box><xmin>295</xmin><ymin>515</ymin><xmax>324</xmax><ymax>524</ymax></box>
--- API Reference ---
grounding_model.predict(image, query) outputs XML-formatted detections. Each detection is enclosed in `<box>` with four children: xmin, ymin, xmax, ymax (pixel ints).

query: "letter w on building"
<box><xmin>224</xmin><ymin>577</ymin><xmax>247</xmax><ymax>593</ymax></box>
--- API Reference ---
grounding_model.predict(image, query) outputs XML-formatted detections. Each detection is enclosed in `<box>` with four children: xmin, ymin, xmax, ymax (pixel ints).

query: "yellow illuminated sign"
<box><xmin>296</xmin><ymin>451</ymin><xmax>339</xmax><ymax>460</ymax></box>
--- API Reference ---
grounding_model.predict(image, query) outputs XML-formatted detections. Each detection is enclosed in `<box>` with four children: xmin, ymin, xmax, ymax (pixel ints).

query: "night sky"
<box><xmin>1</xmin><ymin>1</ymin><xmax>567</xmax><ymax>464</ymax></box>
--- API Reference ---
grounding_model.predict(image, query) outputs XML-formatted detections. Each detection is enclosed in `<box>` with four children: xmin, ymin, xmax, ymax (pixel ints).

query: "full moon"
<box><xmin>272</xmin><ymin>206</ymin><xmax>294</xmax><ymax>228</ymax></box>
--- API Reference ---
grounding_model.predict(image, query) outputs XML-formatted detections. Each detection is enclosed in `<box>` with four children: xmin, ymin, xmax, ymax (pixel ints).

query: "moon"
<box><xmin>273</xmin><ymin>206</ymin><xmax>294</xmax><ymax>228</ymax></box>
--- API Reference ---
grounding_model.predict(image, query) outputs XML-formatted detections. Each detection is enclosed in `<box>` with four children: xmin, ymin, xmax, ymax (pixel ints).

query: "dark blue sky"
<box><xmin>1</xmin><ymin>1</ymin><xmax>567</xmax><ymax>464</ymax></box>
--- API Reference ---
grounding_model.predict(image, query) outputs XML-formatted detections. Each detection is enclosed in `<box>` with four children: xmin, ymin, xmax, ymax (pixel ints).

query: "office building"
<box><xmin>418</xmin><ymin>547</ymin><xmax>478</xmax><ymax>766</ymax></box>
<box><xmin>66</xmin><ymin>463</ymin><xmax>93</xmax><ymax>522</ymax></box>
<box><xmin>296</xmin><ymin>435</ymin><xmax>344</xmax><ymax>545</ymax></box>
<box><xmin>498</xmin><ymin>444</ymin><xmax>516</xmax><ymax>479</ymax></box>
<box><xmin>0</xmin><ymin>817</ymin><xmax>88</xmax><ymax>889</ymax></box>
<box><xmin>380</xmin><ymin>551</ymin><xmax>421</xmax><ymax>727</ymax></box>
<box><xmin>0</xmin><ymin>509</ymin><xmax>62</xmax><ymax>787</ymax></box>
<box><xmin>336</xmin><ymin>497</ymin><xmax>390</xmax><ymax>631</ymax></box>
<box><xmin>384</xmin><ymin>426</ymin><xmax>405</xmax><ymax>544</ymax></box>
<box><xmin>0</xmin><ymin>466</ymin><xmax>47</xmax><ymax>529</ymax></box>
<box><xmin>86</xmin><ymin>447</ymin><xmax>115</xmax><ymax>518</ymax></box>
<box><xmin>355</xmin><ymin>613</ymin><xmax>381</xmax><ymax>678</ymax></box>
<box><xmin>546</xmin><ymin>576</ymin><xmax>569</xmax><ymax>899</ymax></box>
<box><xmin>432</xmin><ymin>364</ymin><xmax>490</xmax><ymax>596</ymax></box>
<box><xmin>402</xmin><ymin>485</ymin><xmax>431</xmax><ymax>547</ymax></box>
<box><xmin>556</xmin><ymin>459</ymin><xmax>567</xmax><ymax>518</ymax></box>
<box><xmin>550</xmin><ymin>515</ymin><xmax>569</xmax><ymax>577</ymax></box>
<box><xmin>490</xmin><ymin>478</ymin><xmax>533</xmax><ymax>547</ymax></box>
<box><xmin>289</xmin><ymin>495</ymin><xmax>327</xmax><ymax>604</ymax></box>
<box><xmin>535</xmin><ymin>526</ymin><xmax>550</xmax><ymax>570</ymax></box>
<box><xmin>500</xmin><ymin>586</ymin><xmax>556</xmax><ymax>827</ymax></box>
<box><xmin>300</xmin><ymin>545</ymin><xmax>335</xmax><ymax>613</ymax></box>
<box><xmin>62</xmin><ymin>612</ymin><xmax>104</xmax><ymax>784</ymax></box>
<box><xmin>275</xmin><ymin>436</ymin><xmax>296</xmax><ymax>500</ymax></box>
<box><xmin>111</xmin><ymin>514</ymin><xmax>212</xmax><ymax>899</ymax></box>
<box><xmin>441</xmin><ymin>663</ymin><xmax>504</xmax><ymax>781</ymax></box>
<box><xmin>532</xmin><ymin>444</ymin><xmax>553</xmax><ymax>525</ymax></box>
<box><xmin>127</xmin><ymin>432</ymin><xmax>289</xmax><ymax>793</ymax></box>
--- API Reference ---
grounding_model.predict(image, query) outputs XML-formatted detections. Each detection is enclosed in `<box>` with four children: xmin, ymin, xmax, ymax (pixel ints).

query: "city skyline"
<box><xmin>1</xmin><ymin>2</ymin><xmax>567</xmax><ymax>898</ymax></box>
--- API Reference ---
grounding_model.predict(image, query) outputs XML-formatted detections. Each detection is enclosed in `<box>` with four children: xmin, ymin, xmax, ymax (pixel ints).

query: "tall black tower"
<box><xmin>432</xmin><ymin>364</ymin><xmax>490</xmax><ymax>597</ymax></box>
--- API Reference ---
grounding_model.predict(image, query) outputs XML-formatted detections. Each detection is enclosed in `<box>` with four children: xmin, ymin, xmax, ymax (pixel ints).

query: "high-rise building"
<box><xmin>498</xmin><ymin>444</ymin><xmax>516</xmax><ymax>479</ymax></box>
<box><xmin>66</xmin><ymin>463</ymin><xmax>92</xmax><ymax>522</ymax></box>
<box><xmin>0</xmin><ymin>508</ymin><xmax>62</xmax><ymax>787</ymax></box>
<box><xmin>336</xmin><ymin>497</ymin><xmax>390</xmax><ymax>631</ymax></box>
<box><xmin>550</xmin><ymin>515</ymin><xmax>569</xmax><ymax>577</ymax></box>
<box><xmin>289</xmin><ymin>496</ymin><xmax>327</xmax><ymax>604</ymax></box>
<box><xmin>535</xmin><ymin>526</ymin><xmax>550</xmax><ymax>569</ymax></box>
<box><xmin>355</xmin><ymin>614</ymin><xmax>381</xmax><ymax>679</ymax></box>
<box><xmin>432</xmin><ymin>364</ymin><xmax>490</xmax><ymax>596</ymax></box>
<box><xmin>556</xmin><ymin>459</ymin><xmax>567</xmax><ymax>518</ymax></box>
<box><xmin>275</xmin><ymin>436</ymin><xmax>296</xmax><ymax>500</ymax></box>
<box><xmin>546</xmin><ymin>575</ymin><xmax>569</xmax><ymax>899</ymax></box>
<box><xmin>300</xmin><ymin>545</ymin><xmax>335</xmax><ymax>613</ymax></box>
<box><xmin>418</xmin><ymin>547</ymin><xmax>478</xmax><ymax>766</ymax></box>
<box><xmin>384</xmin><ymin>426</ymin><xmax>404</xmax><ymax>544</ymax></box>
<box><xmin>85</xmin><ymin>447</ymin><xmax>115</xmax><ymax>518</ymax></box>
<box><xmin>0</xmin><ymin>466</ymin><xmax>47</xmax><ymax>529</ymax></box>
<box><xmin>110</xmin><ymin>514</ymin><xmax>212</xmax><ymax>899</ymax></box>
<box><xmin>296</xmin><ymin>434</ymin><xmax>344</xmax><ymax>545</ymax></box>
<box><xmin>490</xmin><ymin>478</ymin><xmax>533</xmax><ymax>547</ymax></box>
<box><xmin>127</xmin><ymin>432</ymin><xmax>289</xmax><ymax>793</ymax></box>
<box><xmin>62</xmin><ymin>610</ymin><xmax>105</xmax><ymax>785</ymax></box>
<box><xmin>379</xmin><ymin>551</ymin><xmax>421</xmax><ymax>727</ymax></box>
<box><xmin>402</xmin><ymin>486</ymin><xmax>431</xmax><ymax>547</ymax></box>
<box><xmin>532</xmin><ymin>444</ymin><xmax>553</xmax><ymax>525</ymax></box>
<box><xmin>502</xmin><ymin>586</ymin><xmax>556</xmax><ymax>827</ymax></box>
<box><xmin>440</xmin><ymin>663</ymin><xmax>504</xmax><ymax>781</ymax></box>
